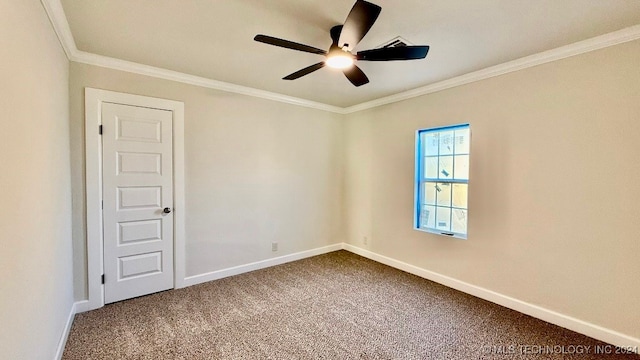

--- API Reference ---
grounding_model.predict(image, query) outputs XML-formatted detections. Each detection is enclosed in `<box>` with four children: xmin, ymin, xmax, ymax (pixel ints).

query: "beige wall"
<box><xmin>69</xmin><ymin>63</ymin><xmax>345</xmax><ymax>299</ymax></box>
<box><xmin>344</xmin><ymin>39</ymin><xmax>640</xmax><ymax>338</ymax></box>
<box><xmin>0</xmin><ymin>1</ymin><xmax>73</xmax><ymax>359</ymax></box>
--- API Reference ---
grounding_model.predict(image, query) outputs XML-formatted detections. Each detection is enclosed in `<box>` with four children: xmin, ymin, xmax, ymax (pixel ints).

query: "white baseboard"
<box><xmin>342</xmin><ymin>243</ymin><xmax>640</xmax><ymax>353</ymax></box>
<box><xmin>73</xmin><ymin>300</ymin><xmax>90</xmax><ymax>314</ymax></box>
<box><xmin>183</xmin><ymin>243</ymin><xmax>343</xmax><ymax>287</ymax></box>
<box><xmin>54</xmin><ymin>301</ymin><xmax>79</xmax><ymax>360</ymax></box>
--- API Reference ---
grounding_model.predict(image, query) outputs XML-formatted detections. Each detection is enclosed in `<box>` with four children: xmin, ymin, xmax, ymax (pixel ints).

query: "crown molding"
<box><xmin>41</xmin><ymin>0</ymin><xmax>640</xmax><ymax>115</ymax></box>
<box><xmin>342</xmin><ymin>24</ymin><xmax>640</xmax><ymax>114</ymax></box>
<box><xmin>39</xmin><ymin>0</ymin><xmax>344</xmax><ymax>114</ymax></box>
<box><xmin>71</xmin><ymin>50</ymin><xmax>344</xmax><ymax>113</ymax></box>
<box><xmin>40</xmin><ymin>0</ymin><xmax>77</xmax><ymax>59</ymax></box>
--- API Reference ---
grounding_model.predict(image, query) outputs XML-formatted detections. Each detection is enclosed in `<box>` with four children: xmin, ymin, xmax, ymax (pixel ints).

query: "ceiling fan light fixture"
<box><xmin>326</xmin><ymin>55</ymin><xmax>354</xmax><ymax>69</ymax></box>
<box><xmin>326</xmin><ymin>49</ymin><xmax>354</xmax><ymax>69</ymax></box>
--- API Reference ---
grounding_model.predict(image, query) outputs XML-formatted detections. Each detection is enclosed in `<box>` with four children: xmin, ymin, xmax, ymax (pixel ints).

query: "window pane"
<box><xmin>438</xmin><ymin>156</ymin><xmax>453</xmax><ymax>179</ymax></box>
<box><xmin>424</xmin><ymin>182</ymin><xmax>437</xmax><ymax>205</ymax></box>
<box><xmin>424</xmin><ymin>132</ymin><xmax>439</xmax><ymax>156</ymax></box>
<box><xmin>452</xmin><ymin>183</ymin><xmax>468</xmax><ymax>208</ymax></box>
<box><xmin>436</xmin><ymin>207</ymin><xmax>451</xmax><ymax>231</ymax></box>
<box><xmin>454</xmin><ymin>128</ymin><xmax>470</xmax><ymax>154</ymax></box>
<box><xmin>439</xmin><ymin>131</ymin><xmax>454</xmax><ymax>155</ymax></box>
<box><xmin>436</xmin><ymin>183</ymin><xmax>451</xmax><ymax>207</ymax></box>
<box><xmin>453</xmin><ymin>155</ymin><xmax>469</xmax><ymax>180</ymax></box>
<box><xmin>420</xmin><ymin>205</ymin><xmax>436</xmax><ymax>229</ymax></box>
<box><xmin>425</xmin><ymin>157</ymin><xmax>438</xmax><ymax>179</ymax></box>
<box><xmin>451</xmin><ymin>209</ymin><xmax>467</xmax><ymax>234</ymax></box>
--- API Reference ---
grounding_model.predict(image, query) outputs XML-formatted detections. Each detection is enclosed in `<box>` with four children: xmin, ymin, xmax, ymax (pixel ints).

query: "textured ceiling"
<box><xmin>61</xmin><ymin>0</ymin><xmax>640</xmax><ymax>107</ymax></box>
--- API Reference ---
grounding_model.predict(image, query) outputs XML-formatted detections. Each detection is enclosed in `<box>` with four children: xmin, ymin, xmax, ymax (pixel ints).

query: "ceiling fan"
<box><xmin>254</xmin><ymin>0</ymin><xmax>430</xmax><ymax>87</ymax></box>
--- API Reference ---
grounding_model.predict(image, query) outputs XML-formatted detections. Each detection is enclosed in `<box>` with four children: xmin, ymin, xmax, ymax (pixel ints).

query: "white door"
<box><xmin>102</xmin><ymin>102</ymin><xmax>174</xmax><ymax>304</ymax></box>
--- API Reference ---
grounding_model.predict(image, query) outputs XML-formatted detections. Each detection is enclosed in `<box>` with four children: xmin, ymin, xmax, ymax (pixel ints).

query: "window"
<box><xmin>415</xmin><ymin>124</ymin><xmax>470</xmax><ymax>239</ymax></box>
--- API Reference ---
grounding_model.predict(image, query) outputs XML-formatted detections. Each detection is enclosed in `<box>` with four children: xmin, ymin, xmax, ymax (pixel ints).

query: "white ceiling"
<box><xmin>60</xmin><ymin>0</ymin><xmax>640</xmax><ymax>108</ymax></box>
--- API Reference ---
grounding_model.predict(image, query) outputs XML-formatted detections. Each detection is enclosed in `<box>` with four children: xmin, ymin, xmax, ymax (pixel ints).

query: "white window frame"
<box><xmin>414</xmin><ymin>124</ymin><xmax>470</xmax><ymax>239</ymax></box>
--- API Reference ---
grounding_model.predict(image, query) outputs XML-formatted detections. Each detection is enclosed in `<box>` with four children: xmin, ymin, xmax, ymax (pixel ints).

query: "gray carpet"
<box><xmin>63</xmin><ymin>251</ymin><xmax>638</xmax><ymax>359</ymax></box>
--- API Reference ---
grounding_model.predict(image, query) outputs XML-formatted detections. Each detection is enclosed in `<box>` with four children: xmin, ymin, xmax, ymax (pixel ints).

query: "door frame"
<box><xmin>84</xmin><ymin>88</ymin><xmax>186</xmax><ymax>311</ymax></box>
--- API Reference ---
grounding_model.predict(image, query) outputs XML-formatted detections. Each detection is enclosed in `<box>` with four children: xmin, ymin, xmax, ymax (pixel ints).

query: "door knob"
<box><xmin>163</xmin><ymin>207</ymin><xmax>172</xmax><ymax>214</ymax></box>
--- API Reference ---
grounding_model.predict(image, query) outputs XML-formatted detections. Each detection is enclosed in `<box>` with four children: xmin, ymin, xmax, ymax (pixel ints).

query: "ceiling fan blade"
<box><xmin>357</xmin><ymin>46</ymin><xmax>430</xmax><ymax>61</ymax></box>
<box><xmin>338</xmin><ymin>0</ymin><xmax>382</xmax><ymax>51</ymax></box>
<box><xmin>254</xmin><ymin>35</ymin><xmax>327</xmax><ymax>55</ymax></box>
<box><xmin>343</xmin><ymin>65</ymin><xmax>369</xmax><ymax>87</ymax></box>
<box><xmin>283</xmin><ymin>62</ymin><xmax>326</xmax><ymax>80</ymax></box>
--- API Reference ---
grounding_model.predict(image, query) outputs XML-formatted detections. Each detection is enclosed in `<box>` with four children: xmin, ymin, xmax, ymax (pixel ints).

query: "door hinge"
<box><xmin>101</xmin><ymin>200</ymin><xmax>103</xmax><ymax>209</ymax></box>
<box><xmin>99</xmin><ymin>125</ymin><xmax>103</xmax><ymax>135</ymax></box>
<box><xmin>101</xmin><ymin>274</ymin><xmax>105</xmax><ymax>284</ymax></box>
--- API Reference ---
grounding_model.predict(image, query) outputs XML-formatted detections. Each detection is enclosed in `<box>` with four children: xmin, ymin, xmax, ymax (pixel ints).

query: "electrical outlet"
<box><xmin>363</xmin><ymin>236</ymin><xmax>368</xmax><ymax>246</ymax></box>
<box><xmin>271</xmin><ymin>242</ymin><xmax>278</xmax><ymax>252</ymax></box>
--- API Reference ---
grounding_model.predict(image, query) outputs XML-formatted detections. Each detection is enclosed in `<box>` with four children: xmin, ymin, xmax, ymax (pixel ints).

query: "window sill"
<box><xmin>414</xmin><ymin>227</ymin><xmax>467</xmax><ymax>240</ymax></box>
